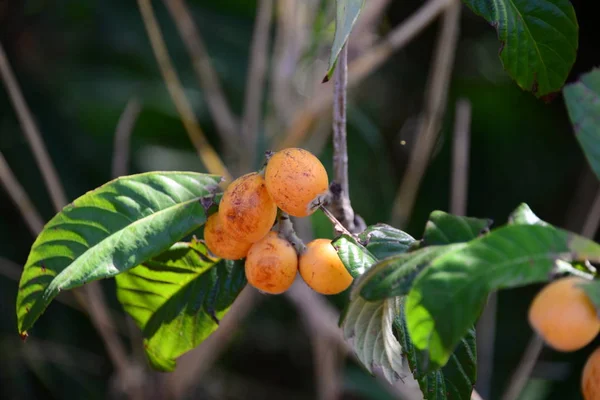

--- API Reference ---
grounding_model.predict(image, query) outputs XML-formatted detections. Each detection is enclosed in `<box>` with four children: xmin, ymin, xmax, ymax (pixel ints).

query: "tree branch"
<box><xmin>111</xmin><ymin>98</ymin><xmax>141</xmax><ymax>179</ymax></box>
<box><xmin>329</xmin><ymin>44</ymin><xmax>365</xmax><ymax>234</ymax></box>
<box><xmin>450</xmin><ymin>99</ymin><xmax>471</xmax><ymax>217</ymax></box>
<box><xmin>0</xmin><ymin>41</ymin><xmax>67</xmax><ymax>211</ymax></box>
<box><xmin>391</xmin><ymin>0</ymin><xmax>462</xmax><ymax>228</ymax></box>
<box><xmin>242</xmin><ymin>0</ymin><xmax>274</xmax><ymax>169</ymax></box>
<box><xmin>163</xmin><ymin>0</ymin><xmax>239</xmax><ymax>151</ymax></box>
<box><xmin>137</xmin><ymin>0</ymin><xmax>232</xmax><ymax>183</ymax></box>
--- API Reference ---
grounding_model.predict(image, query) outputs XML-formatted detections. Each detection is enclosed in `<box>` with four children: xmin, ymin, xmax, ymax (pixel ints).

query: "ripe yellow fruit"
<box><xmin>583</xmin><ymin>347</ymin><xmax>600</xmax><ymax>400</ymax></box>
<box><xmin>245</xmin><ymin>231</ymin><xmax>298</xmax><ymax>294</ymax></box>
<box><xmin>265</xmin><ymin>148</ymin><xmax>329</xmax><ymax>217</ymax></box>
<box><xmin>219</xmin><ymin>172</ymin><xmax>277</xmax><ymax>243</ymax></box>
<box><xmin>204</xmin><ymin>213</ymin><xmax>252</xmax><ymax>260</ymax></box>
<box><xmin>528</xmin><ymin>276</ymin><xmax>600</xmax><ymax>352</ymax></box>
<box><xmin>299</xmin><ymin>238</ymin><xmax>353</xmax><ymax>295</ymax></box>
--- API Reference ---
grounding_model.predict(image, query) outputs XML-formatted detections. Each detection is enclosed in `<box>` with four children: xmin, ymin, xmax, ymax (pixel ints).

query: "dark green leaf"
<box><xmin>564</xmin><ymin>68</ymin><xmax>600</xmax><ymax>180</ymax></box>
<box><xmin>341</xmin><ymin>295</ymin><xmax>409</xmax><ymax>383</ymax></box>
<box><xmin>325</xmin><ymin>0</ymin><xmax>365</xmax><ymax>80</ymax></box>
<box><xmin>16</xmin><ymin>172</ymin><xmax>221</xmax><ymax>336</ymax></box>
<box><xmin>115</xmin><ymin>241</ymin><xmax>246</xmax><ymax>371</ymax></box>
<box><xmin>462</xmin><ymin>0</ymin><xmax>578</xmax><ymax>97</ymax></box>
<box><xmin>359</xmin><ymin>244</ymin><xmax>467</xmax><ymax>301</ymax></box>
<box><xmin>422</xmin><ymin>210</ymin><xmax>492</xmax><ymax>246</ymax></box>
<box><xmin>332</xmin><ymin>234</ymin><xmax>377</xmax><ymax>278</ymax></box>
<box><xmin>508</xmin><ymin>203</ymin><xmax>550</xmax><ymax>226</ymax></box>
<box><xmin>394</xmin><ymin>299</ymin><xmax>476</xmax><ymax>400</ymax></box>
<box><xmin>406</xmin><ymin>224</ymin><xmax>600</xmax><ymax>370</ymax></box>
<box><xmin>358</xmin><ymin>223</ymin><xmax>416</xmax><ymax>259</ymax></box>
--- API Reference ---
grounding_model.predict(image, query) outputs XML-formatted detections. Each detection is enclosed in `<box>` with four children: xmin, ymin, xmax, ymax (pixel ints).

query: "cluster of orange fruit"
<box><xmin>528</xmin><ymin>276</ymin><xmax>600</xmax><ymax>399</ymax></box>
<box><xmin>204</xmin><ymin>148</ymin><xmax>353</xmax><ymax>296</ymax></box>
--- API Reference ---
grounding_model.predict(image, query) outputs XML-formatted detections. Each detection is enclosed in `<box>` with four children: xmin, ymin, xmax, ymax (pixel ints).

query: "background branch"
<box><xmin>391</xmin><ymin>0</ymin><xmax>462</xmax><ymax>228</ymax></box>
<box><xmin>163</xmin><ymin>0</ymin><xmax>239</xmax><ymax>151</ymax></box>
<box><xmin>137</xmin><ymin>0</ymin><xmax>232</xmax><ymax>183</ymax></box>
<box><xmin>0</xmin><ymin>150</ymin><xmax>45</xmax><ymax>235</ymax></box>
<box><xmin>0</xmin><ymin>41</ymin><xmax>67</xmax><ymax>210</ymax></box>
<box><xmin>111</xmin><ymin>98</ymin><xmax>141</xmax><ymax>179</ymax></box>
<box><xmin>242</xmin><ymin>0</ymin><xmax>273</xmax><ymax>170</ymax></box>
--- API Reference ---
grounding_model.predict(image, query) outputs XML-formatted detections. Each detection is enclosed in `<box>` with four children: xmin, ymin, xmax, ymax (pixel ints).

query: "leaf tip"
<box><xmin>322</xmin><ymin>74</ymin><xmax>330</xmax><ymax>83</ymax></box>
<box><xmin>19</xmin><ymin>331</ymin><xmax>28</xmax><ymax>342</ymax></box>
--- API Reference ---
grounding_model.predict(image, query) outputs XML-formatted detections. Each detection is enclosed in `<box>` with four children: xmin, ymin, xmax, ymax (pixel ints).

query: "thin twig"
<box><xmin>391</xmin><ymin>0</ymin><xmax>462</xmax><ymax>228</ymax></box>
<box><xmin>137</xmin><ymin>0</ymin><xmax>232</xmax><ymax>183</ymax></box>
<box><xmin>277</xmin><ymin>0</ymin><xmax>452</xmax><ymax>151</ymax></box>
<box><xmin>241</xmin><ymin>0</ymin><xmax>273</xmax><ymax>169</ymax></box>
<box><xmin>450</xmin><ymin>99</ymin><xmax>471</xmax><ymax>216</ymax></box>
<box><xmin>0</xmin><ymin>38</ymin><xmax>131</xmax><ymax>380</ymax></box>
<box><xmin>0</xmin><ymin>41</ymin><xmax>68</xmax><ymax>211</ymax></box>
<box><xmin>501</xmin><ymin>335</ymin><xmax>544</xmax><ymax>400</ymax></box>
<box><xmin>320</xmin><ymin>205</ymin><xmax>354</xmax><ymax>237</ymax></box>
<box><xmin>162</xmin><ymin>0</ymin><xmax>239</xmax><ymax>149</ymax></box>
<box><xmin>475</xmin><ymin>292</ymin><xmax>496</xmax><ymax>400</ymax></box>
<box><xmin>111</xmin><ymin>99</ymin><xmax>141</xmax><ymax>179</ymax></box>
<box><xmin>0</xmin><ymin>151</ymin><xmax>45</xmax><ymax>234</ymax></box>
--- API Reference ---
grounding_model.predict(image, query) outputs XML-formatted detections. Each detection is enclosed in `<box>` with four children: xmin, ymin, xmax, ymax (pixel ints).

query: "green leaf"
<box><xmin>332</xmin><ymin>234</ymin><xmax>377</xmax><ymax>278</ymax></box>
<box><xmin>462</xmin><ymin>0</ymin><xmax>578</xmax><ymax>97</ymax></box>
<box><xmin>580</xmin><ymin>279</ymin><xmax>600</xmax><ymax>311</ymax></box>
<box><xmin>564</xmin><ymin>68</ymin><xmax>600</xmax><ymax>180</ymax></box>
<box><xmin>406</xmin><ymin>224</ymin><xmax>600</xmax><ymax>370</ymax></box>
<box><xmin>422</xmin><ymin>211</ymin><xmax>492</xmax><ymax>246</ymax></box>
<box><xmin>16</xmin><ymin>172</ymin><xmax>221</xmax><ymax>336</ymax></box>
<box><xmin>341</xmin><ymin>295</ymin><xmax>409</xmax><ymax>384</ymax></box>
<box><xmin>325</xmin><ymin>0</ymin><xmax>365</xmax><ymax>80</ymax></box>
<box><xmin>508</xmin><ymin>203</ymin><xmax>550</xmax><ymax>226</ymax></box>
<box><xmin>359</xmin><ymin>244</ymin><xmax>467</xmax><ymax>301</ymax></box>
<box><xmin>358</xmin><ymin>224</ymin><xmax>416</xmax><ymax>259</ymax></box>
<box><xmin>115</xmin><ymin>241</ymin><xmax>246</xmax><ymax>371</ymax></box>
<box><xmin>394</xmin><ymin>298</ymin><xmax>476</xmax><ymax>400</ymax></box>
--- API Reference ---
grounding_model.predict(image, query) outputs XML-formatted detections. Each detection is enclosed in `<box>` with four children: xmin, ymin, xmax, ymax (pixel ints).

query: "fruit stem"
<box><xmin>277</xmin><ymin>212</ymin><xmax>307</xmax><ymax>255</ymax></box>
<box><xmin>320</xmin><ymin>205</ymin><xmax>355</xmax><ymax>238</ymax></box>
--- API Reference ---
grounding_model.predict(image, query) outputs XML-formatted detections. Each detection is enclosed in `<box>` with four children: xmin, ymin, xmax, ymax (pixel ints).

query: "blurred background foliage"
<box><xmin>1</xmin><ymin>0</ymin><xmax>599</xmax><ymax>399</ymax></box>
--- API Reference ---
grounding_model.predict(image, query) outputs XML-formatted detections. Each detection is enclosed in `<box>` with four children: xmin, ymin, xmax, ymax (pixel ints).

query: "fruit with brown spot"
<box><xmin>219</xmin><ymin>172</ymin><xmax>277</xmax><ymax>243</ymax></box>
<box><xmin>204</xmin><ymin>213</ymin><xmax>252</xmax><ymax>260</ymax></box>
<box><xmin>528</xmin><ymin>276</ymin><xmax>600</xmax><ymax>352</ymax></box>
<box><xmin>299</xmin><ymin>238</ymin><xmax>353</xmax><ymax>295</ymax></box>
<box><xmin>265</xmin><ymin>148</ymin><xmax>329</xmax><ymax>217</ymax></box>
<box><xmin>245</xmin><ymin>231</ymin><xmax>298</xmax><ymax>294</ymax></box>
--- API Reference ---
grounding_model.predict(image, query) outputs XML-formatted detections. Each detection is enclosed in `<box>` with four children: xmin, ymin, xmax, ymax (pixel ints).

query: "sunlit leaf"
<box><xmin>16</xmin><ymin>172</ymin><xmax>221</xmax><ymax>336</ymax></box>
<box><xmin>325</xmin><ymin>0</ymin><xmax>365</xmax><ymax>80</ymax></box>
<box><xmin>116</xmin><ymin>241</ymin><xmax>246</xmax><ymax>371</ymax></box>
<box><xmin>406</xmin><ymin>224</ymin><xmax>600</xmax><ymax>370</ymax></box>
<box><xmin>422</xmin><ymin>211</ymin><xmax>492</xmax><ymax>246</ymax></box>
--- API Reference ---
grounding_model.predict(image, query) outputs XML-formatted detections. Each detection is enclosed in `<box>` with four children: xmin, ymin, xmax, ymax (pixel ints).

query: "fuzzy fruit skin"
<box><xmin>245</xmin><ymin>231</ymin><xmax>298</xmax><ymax>294</ymax></box>
<box><xmin>299</xmin><ymin>238</ymin><xmax>353</xmax><ymax>295</ymax></box>
<box><xmin>219</xmin><ymin>172</ymin><xmax>277</xmax><ymax>243</ymax></box>
<box><xmin>528</xmin><ymin>276</ymin><xmax>600</xmax><ymax>352</ymax></box>
<box><xmin>265</xmin><ymin>148</ymin><xmax>329</xmax><ymax>217</ymax></box>
<box><xmin>582</xmin><ymin>347</ymin><xmax>600</xmax><ymax>400</ymax></box>
<box><xmin>204</xmin><ymin>213</ymin><xmax>252</xmax><ymax>260</ymax></box>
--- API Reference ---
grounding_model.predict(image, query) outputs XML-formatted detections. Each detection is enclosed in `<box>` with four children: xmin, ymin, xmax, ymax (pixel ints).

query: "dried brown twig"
<box><xmin>241</xmin><ymin>0</ymin><xmax>274</xmax><ymax>169</ymax></box>
<box><xmin>111</xmin><ymin>98</ymin><xmax>141</xmax><ymax>179</ymax></box>
<box><xmin>137</xmin><ymin>0</ymin><xmax>232</xmax><ymax>183</ymax></box>
<box><xmin>391</xmin><ymin>0</ymin><xmax>462</xmax><ymax>228</ymax></box>
<box><xmin>163</xmin><ymin>0</ymin><xmax>239</xmax><ymax>150</ymax></box>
